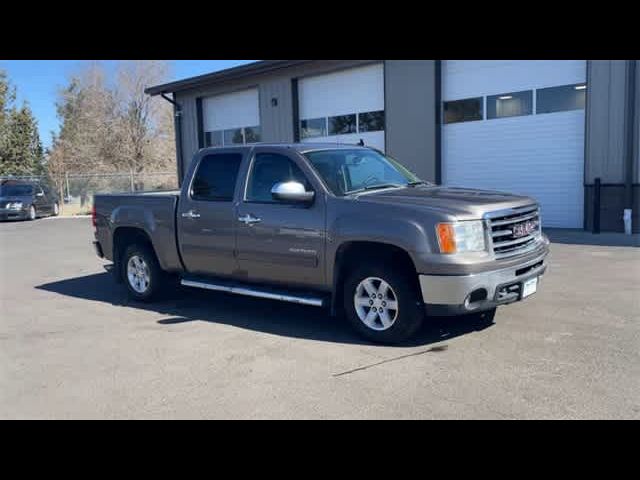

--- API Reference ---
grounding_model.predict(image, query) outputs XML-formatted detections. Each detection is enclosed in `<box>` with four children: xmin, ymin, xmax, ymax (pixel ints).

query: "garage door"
<box><xmin>442</xmin><ymin>60</ymin><xmax>586</xmax><ymax>228</ymax></box>
<box><xmin>298</xmin><ymin>63</ymin><xmax>385</xmax><ymax>151</ymax></box>
<box><xmin>203</xmin><ymin>88</ymin><xmax>261</xmax><ymax>147</ymax></box>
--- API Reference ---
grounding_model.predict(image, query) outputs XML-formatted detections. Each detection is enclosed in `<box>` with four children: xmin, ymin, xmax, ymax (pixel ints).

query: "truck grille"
<box><xmin>486</xmin><ymin>205</ymin><xmax>542</xmax><ymax>259</ymax></box>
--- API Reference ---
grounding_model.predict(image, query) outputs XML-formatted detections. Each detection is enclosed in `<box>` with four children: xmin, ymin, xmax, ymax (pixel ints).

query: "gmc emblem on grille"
<box><xmin>512</xmin><ymin>219</ymin><xmax>538</xmax><ymax>238</ymax></box>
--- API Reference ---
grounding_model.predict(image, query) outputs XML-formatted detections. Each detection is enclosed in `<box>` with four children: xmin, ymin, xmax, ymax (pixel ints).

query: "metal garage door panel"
<box><xmin>443</xmin><ymin>112</ymin><xmax>585</xmax><ymax>228</ymax></box>
<box><xmin>203</xmin><ymin>88</ymin><xmax>260</xmax><ymax>131</ymax></box>
<box><xmin>299</xmin><ymin>63</ymin><xmax>385</xmax><ymax>151</ymax></box>
<box><xmin>442</xmin><ymin>60</ymin><xmax>586</xmax><ymax>228</ymax></box>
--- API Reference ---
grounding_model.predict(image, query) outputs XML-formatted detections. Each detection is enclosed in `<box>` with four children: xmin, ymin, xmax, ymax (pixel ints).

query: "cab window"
<box><xmin>246</xmin><ymin>153</ymin><xmax>311</xmax><ymax>203</ymax></box>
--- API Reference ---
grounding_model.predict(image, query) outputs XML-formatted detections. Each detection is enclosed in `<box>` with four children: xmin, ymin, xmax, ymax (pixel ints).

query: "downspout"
<box><xmin>160</xmin><ymin>92</ymin><xmax>185</xmax><ymax>188</ymax></box>
<box><xmin>624</xmin><ymin>60</ymin><xmax>636</xmax><ymax>234</ymax></box>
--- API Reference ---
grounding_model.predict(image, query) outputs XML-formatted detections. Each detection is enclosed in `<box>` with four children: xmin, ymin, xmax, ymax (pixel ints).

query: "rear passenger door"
<box><xmin>177</xmin><ymin>149</ymin><xmax>246</xmax><ymax>277</ymax></box>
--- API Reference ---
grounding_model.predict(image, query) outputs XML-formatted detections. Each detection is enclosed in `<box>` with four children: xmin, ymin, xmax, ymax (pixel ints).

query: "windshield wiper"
<box><xmin>407</xmin><ymin>180</ymin><xmax>431</xmax><ymax>187</ymax></box>
<box><xmin>347</xmin><ymin>183</ymin><xmax>404</xmax><ymax>195</ymax></box>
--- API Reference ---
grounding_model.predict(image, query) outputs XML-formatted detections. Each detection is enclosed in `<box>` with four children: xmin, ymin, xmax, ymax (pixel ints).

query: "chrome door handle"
<box><xmin>238</xmin><ymin>214</ymin><xmax>261</xmax><ymax>225</ymax></box>
<box><xmin>181</xmin><ymin>210</ymin><xmax>201</xmax><ymax>219</ymax></box>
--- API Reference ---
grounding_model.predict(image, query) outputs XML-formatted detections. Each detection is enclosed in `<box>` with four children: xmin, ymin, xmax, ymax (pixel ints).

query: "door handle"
<box><xmin>181</xmin><ymin>210</ymin><xmax>201</xmax><ymax>219</ymax></box>
<box><xmin>238</xmin><ymin>214</ymin><xmax>261</xmax><ymax>225</ymax></box>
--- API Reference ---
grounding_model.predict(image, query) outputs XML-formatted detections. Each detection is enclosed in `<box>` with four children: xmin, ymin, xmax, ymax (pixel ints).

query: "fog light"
<box><xmin>465</xmin><ymin>288</ymin><xmax>487</xmax><ymax>308</ymax></box>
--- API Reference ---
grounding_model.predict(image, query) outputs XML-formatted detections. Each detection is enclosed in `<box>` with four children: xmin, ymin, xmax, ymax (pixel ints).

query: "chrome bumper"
<box><xmin>419</xmin><ymin>249</ymin><xmax>548</xmax><ymax>316</ymax></box>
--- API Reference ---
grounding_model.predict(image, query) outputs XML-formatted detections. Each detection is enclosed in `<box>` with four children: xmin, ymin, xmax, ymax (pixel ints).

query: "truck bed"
<box><xmin>93</xmin><ymin>191</ymin><xmax>183</xmax><ymax>272</ymax></box>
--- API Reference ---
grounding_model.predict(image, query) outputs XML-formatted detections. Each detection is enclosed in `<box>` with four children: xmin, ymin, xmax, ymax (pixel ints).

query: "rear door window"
<box><xmin>190</xmin><ymin>153</ymin><xmax>243</xmax><ymax>201</ymax></box>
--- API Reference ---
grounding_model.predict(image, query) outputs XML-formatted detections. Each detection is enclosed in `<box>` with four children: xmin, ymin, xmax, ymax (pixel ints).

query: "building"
<box><xmin>146</xmin><ymin>60</ymin><xmax>639</xmax><ymax>233</ymax></box>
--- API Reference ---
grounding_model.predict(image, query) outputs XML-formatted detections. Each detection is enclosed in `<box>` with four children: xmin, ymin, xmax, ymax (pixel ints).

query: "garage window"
<box><xmin>536</xmin><ymin>84</ymin><xmax>586</xmax><ymax>114</ymax></box>
<box><xmin>244</xmin><ymin>126</ymin><xmax>261</xmax><ymax>144</ymax></box>
<box><xmin>358</xmin><ymin>110</ymin><xmax>385</xmax><ymax>132</ymax></box>
<box><xmin>300</xmin><ymin>118</ymin><xmax>327</xmax><ymax>139</ymax></box>
<box><xmin>443</xmin><ymin>97</ymin><xmax>483</xmax><ymax>124</ymax></box>
<box><xmin>487</xmin><ymin>91</ymin><xmax>533</xmax><ymax>119</ymax></box>
<box><xmin>205</xmin><ymin>126</ymin><xmax>261</xmax><ymax>147</ymax></box>
<box><xmin>224</xmin><ymin>128</ymin><xmax>244</xmax><ymax>145</ymax></box>
<box><xmin>205</xmin><ymin>131</ymin><xmax>223</xmax><ymax>147</ymax></box>
<box><xmin>328</xmin><ymin>114</ymin><xmax>357</xmax><ymax>135</ymax></box>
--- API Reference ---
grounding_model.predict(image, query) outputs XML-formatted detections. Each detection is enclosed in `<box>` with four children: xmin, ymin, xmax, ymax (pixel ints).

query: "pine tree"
<box><xmin>0</xmin><ymin>70</ymin><xmax>44</xmax><ymax>176</ymax></box>
<box><xmin>1</xmin><ymin>103</ymin><xmax>44</xmax><ymax>175</ymax></box>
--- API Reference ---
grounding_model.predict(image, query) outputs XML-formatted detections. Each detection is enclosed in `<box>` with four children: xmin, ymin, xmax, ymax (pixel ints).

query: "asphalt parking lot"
<box><xmin>1</xmin><ymin>217</ymin><xmax>638</xmax><ymax>419</ymax></box>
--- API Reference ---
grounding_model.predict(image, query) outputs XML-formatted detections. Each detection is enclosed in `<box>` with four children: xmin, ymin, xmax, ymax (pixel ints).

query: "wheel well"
<box><xmin>331</xmin><ymin>241</ymin><xmax>418</xmax><ymax>315</ymax></box>
<box><xmin>112</xmin><ymin>227</ymin><xmax>156</xmax><ymax>282</ymax></box>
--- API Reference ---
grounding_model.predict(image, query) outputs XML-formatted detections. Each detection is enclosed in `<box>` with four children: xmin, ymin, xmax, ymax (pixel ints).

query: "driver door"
<box><xmin>34</xmin><ymin>185</ymin><xmax>50</xmax><ymax>214</ymax></box>
<box><xmin>235</xmin><ymin>148</ymin><xmax>326</xmax><ymax>289</ymax></box>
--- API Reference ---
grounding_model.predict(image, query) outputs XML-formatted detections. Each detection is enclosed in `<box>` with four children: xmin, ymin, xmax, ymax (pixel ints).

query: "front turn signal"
<box><xmin>436</xmin><ymin>223</ymin><xmax>457</xmax><ymax>254</ymax></box>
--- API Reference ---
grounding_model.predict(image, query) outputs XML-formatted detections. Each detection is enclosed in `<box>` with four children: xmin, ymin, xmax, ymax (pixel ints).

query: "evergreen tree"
<box><xmin>0</xmin><ymin>70</ymin><xmax>44</xmax><ymax>176</ymax></box>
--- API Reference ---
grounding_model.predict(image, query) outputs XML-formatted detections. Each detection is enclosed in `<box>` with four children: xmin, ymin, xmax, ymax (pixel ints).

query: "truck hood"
<box><xmin>353</xmin><ymin>186</ymin><xmax>537</xmax><ymax>220</ymax></box>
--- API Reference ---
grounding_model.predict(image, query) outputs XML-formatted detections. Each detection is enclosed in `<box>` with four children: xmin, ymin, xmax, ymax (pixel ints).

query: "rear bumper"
<box><xmin>419</xmin><ymin>246</ymin><xmax>548</xmax><ymax>316</ymax></box>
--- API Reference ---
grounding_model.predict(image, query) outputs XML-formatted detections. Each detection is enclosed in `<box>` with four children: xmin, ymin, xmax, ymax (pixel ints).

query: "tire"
<box><xmin>27</xmin><ymin>205</ymin><xmax>36</xmax><ymax>221</ymax></box>
<box><xmin>121</xmin><ymin>243</ymin><xmax>164</xmax><ymax>302</ymax></box>
<box><xmin>52</xmin><ymin>202</ymin><xmax>59</xmax><ymax>216</ymax></box>
<box><xmin>343</xmin><ymin>262</ymin><xmax>425</xmax><ymax>344</ymax></box>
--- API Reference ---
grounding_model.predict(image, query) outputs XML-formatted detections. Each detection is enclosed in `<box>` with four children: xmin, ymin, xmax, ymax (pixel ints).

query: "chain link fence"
<box><xmin>0</xmin><ymin>172</ymin><xmax>178</xmax><ymax>216</ymax></box>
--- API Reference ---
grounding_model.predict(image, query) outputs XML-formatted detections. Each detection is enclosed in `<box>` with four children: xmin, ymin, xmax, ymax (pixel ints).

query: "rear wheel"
<box><xmin>52</xmin><ymin>202</ymin><xmax>59</xmax><ymax>216</ymax></box>
<box><xmin>343</xmin><ymin>262</ymin><xmax>425</xmax><ymax>344</ymax></box>
<box><xmin>122</xmin><ymin>243</ymin><xmax>164</xmax><ymax>301</ymax></box>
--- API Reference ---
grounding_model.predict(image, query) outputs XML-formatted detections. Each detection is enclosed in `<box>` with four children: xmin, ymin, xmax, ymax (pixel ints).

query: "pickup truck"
<box><xmin>93</xmin><ymin>143</ymin><xmax>549</xmax><ymax>344</ymax></box>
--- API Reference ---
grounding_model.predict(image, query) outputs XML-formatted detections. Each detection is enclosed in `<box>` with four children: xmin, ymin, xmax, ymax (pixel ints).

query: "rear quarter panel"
<box><xmin>94</xmin><ymin>192</ymin><xmax>183</xmax><ymax>272</ymax></box>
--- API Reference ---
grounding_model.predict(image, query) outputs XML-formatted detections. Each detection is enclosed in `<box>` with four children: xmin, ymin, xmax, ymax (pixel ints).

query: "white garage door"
<box><xmin>203</xmin><ymin>88</ymin><xmax>261</xmax><ymax>147</ymax></box>
<box><xmin>298</xmin><ymin>63</ymin><xmax>386</xmax><ymax>151</ymax></box>
<box><xmin>442</xmin><ymin>60</ymin><xmax>586</xmax><ymax>228</ymax></box>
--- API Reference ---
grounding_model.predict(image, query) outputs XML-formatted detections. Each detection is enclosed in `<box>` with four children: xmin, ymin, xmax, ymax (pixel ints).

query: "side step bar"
<box><xmin>180</xmin><ymin>278</ymin><xmax>324</xmax><ymax>307</ymax></box>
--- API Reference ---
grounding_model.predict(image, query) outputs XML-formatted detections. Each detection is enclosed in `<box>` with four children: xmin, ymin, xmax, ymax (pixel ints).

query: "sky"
<box><xmin>0</xmin><ymin>60</ymin><xmax>257</xmax><ymax>149</ymax></box>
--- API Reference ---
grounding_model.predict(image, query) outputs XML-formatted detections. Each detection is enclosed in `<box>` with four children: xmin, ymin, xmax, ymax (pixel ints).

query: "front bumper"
<box><xmin>419</xmin><ymin>245</ymin><xmax>548</xmax><ymax>316</ymax></box>
<box><xmin>0</xmin><ymin>208</ymin><xmax>28</xmax><ymax>221</ymax></box>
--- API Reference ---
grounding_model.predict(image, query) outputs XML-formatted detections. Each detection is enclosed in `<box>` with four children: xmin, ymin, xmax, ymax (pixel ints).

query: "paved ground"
<box><xmin>1</xmin><ymin>217</ymin><xmax>638</xmax><ymax>419</ymax></box>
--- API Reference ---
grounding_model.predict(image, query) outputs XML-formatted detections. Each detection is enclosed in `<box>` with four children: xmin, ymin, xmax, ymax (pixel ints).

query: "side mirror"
<box><xmin>36</xmin><ymin>192</ymin><xmax>44</xmax><ymax>197</ymax></box>
<box><xmin>271</xmin><ymin>181</ymin><xmax>314</xmax><ymax>204</ymax></box>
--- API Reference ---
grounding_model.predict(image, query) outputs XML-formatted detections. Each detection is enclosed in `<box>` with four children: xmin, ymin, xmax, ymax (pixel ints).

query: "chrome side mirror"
<box><xmin>271</xmin><ymin>181</ymin><xmax>314</xmax><ymax>203</ymax></box>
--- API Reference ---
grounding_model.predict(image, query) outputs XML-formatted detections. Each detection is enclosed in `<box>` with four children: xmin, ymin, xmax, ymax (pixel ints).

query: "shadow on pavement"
<box><xmin>36</xmin><ymin>272</ymin><xmax>495</xmax><ymax>347</ymax></box>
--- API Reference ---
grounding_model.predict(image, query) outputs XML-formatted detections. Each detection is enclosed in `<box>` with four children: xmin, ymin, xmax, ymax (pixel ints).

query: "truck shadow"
<box><xmin>36</xmin><ymin>272</ymin><xmax>495</xmax><ymax>347</ymax></box>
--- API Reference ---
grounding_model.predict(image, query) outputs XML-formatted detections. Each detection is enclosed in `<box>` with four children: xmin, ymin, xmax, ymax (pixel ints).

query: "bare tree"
<box><xmin>113</xmin><ymin>60</ymin><xmax>175</xmax><ymax>189</ymax></box>
<box><xmin>48</xmin><ymin>60</ymin><xmax>176</xmax><ymax>202</ymax></box>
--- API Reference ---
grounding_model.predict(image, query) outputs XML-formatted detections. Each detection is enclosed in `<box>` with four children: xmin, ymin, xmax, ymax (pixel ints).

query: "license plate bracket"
<box><xmin>522</xmin><ymin>277</ymin><xmax>538</xmax><ymax>298</ymax></box>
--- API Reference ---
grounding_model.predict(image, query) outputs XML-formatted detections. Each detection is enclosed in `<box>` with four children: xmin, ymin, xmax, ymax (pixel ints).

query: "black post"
<box><xmin>593</xmin><ymin>177</ymin><xmax>601</xmax><ymax>234</ymax></box>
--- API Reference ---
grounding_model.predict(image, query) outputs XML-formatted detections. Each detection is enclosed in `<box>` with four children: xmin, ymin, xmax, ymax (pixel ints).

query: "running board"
<box><xmin>180</xmin><ymin>278</ymin><xmax>324</xmax><ymax>307</ymax></box>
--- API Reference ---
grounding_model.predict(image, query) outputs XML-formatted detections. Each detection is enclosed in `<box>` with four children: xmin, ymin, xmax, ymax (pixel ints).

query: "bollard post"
<box><xmin>593</xmin><ymin>177</ymin><xmax>601</xmax><ymax>234</ymax></box>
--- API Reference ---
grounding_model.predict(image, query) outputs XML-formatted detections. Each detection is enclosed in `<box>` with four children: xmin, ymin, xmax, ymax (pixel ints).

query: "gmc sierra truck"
<box><xmin>93</xmin><ymin>144</ymin><xmax>549</xmax><ymax>344</ymax></box>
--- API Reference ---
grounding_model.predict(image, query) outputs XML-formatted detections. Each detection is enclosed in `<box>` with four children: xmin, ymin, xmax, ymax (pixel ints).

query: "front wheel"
<box><xmin>122</xmin><ymin>243</ymin><xmax>164</xmax><ymax>301</ymax></box>
<box><xmin>27</xmin><ymin>205</ymin><xmax>36</xmax><ymax>221</ymax></box>
<box><xmin>52</xmin><ymin>202</ymin><xmax>59</xmax><ymax>216</ymax></box>
<box><xmin>343</xmin><ymin>263</ymin><xmax>425</xmax><ymax>344</ymax></box>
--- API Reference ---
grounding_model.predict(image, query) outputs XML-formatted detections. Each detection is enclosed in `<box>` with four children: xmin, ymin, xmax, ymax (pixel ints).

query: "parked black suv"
<box><xmin>0</xmin><ymin>180</ymin><xmax>60</xmax><ymax>221</ymax></box>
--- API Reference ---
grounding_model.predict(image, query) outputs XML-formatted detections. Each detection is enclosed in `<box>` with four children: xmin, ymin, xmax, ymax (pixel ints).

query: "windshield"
<box><xmin>0</xmin><ymin>184</ymin><xmax>34</xmax><ymax>196</ymax></box>
<box><xmin>303</xmin><ymin>149</ymin><xmax>424</xmax><ymax>196</ymax></box>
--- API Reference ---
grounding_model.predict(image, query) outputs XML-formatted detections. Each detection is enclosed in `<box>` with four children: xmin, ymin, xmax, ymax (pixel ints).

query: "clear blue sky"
<box><xmin>0</xmin><ymin>60</ymin><xmax>257</xmax><ymax>149</ymax></box>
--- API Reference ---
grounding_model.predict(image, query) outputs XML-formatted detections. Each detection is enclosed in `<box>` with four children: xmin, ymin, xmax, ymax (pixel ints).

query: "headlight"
<box><xmin>436</xmin><ymin>221</ymin><xmax>486</xmax><ymax>254</ymax></box>
<box><xmin>6</xmin><ymin>202</ymin><xmax>23</xmax><ymax>210</ymax></box>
